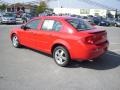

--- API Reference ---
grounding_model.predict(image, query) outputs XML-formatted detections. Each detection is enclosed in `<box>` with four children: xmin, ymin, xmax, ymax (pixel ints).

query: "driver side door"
<box><xmin>18</xmin><ymin>19</ymin><xmax>41</xmax><ymax>49</ymax></box>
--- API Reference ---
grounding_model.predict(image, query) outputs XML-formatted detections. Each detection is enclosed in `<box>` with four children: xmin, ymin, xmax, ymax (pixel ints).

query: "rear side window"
<box><xmin>42</xmin><ymin>20</ymin><xmax>62</xmax><ymax>31</ymax></box>
<box><xmin>53</xmin><ymin>21</ymin><xmax>62</xmax><ymax>31</ymax></box>
<box><xmin>66</xmin><ymin>19</ymin><xmax>93</xmax><ymax>30</ymax></box>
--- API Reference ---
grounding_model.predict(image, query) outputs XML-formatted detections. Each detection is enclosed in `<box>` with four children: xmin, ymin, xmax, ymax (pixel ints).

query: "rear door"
<box><xmin>38</xmin><ymin>19</ymin><xmax>62</xmax><ymax>53</ymax></box>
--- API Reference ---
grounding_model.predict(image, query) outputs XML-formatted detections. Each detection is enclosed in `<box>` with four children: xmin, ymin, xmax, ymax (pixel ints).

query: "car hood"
<box><xmin>2</xmin><ymin>17</ymin><xmax>15</xmax><ymax>19</ymax></box>
<box><xmin>116</xmin><ymin>21</ymin><xmax>120</xmax><ymax>23</ymax></box>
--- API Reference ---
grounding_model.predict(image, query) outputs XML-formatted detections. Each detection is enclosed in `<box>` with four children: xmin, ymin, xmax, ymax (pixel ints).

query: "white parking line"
<box><xmin>110</xmin><ymin>49</ymin><xmax>120</xmax><ymax>52</ymax></box>
<box><xmin>110</xmin><ymin>43</ymin><xmax>120</xmax><ymax>45</ymax></box>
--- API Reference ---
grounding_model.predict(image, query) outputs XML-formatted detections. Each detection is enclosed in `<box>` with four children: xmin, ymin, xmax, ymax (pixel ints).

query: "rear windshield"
<box><xmin>66</xmin><ymin>18</ymin><xmax>93</xmax><ymax>31</ymax></box>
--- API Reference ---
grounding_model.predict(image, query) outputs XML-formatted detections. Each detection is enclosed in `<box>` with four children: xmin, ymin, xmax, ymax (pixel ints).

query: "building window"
<box><xmin>80</xmin><ymin>9</ymin><xmax>90</xmax><ymax>14</ymax></box>
<box><xmin>7</xmin><ymin>8</ymin><xmax>11</xmax><ymax>12</ymax></box>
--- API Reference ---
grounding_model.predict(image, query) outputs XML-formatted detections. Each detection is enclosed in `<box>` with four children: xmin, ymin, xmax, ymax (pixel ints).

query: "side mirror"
<box><xmin>21</xmin><ymin>25</ymin><xmax>30</xmax><ymax>30</ymax></box>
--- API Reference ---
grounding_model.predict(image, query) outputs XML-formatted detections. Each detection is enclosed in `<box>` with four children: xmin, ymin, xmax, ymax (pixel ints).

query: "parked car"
<box><xmin>0</xmin><ymin>12</ymin><xmax>5</xmax><ymax>23</ymax></box>
<box><xmin>92</xmin><ymin>16</ymin><xmax>101</xmax><ymax>25</ymax></box>
<box><xmin>98</xmin><ymin>19</ymin><xmax>111</xmax><ymax>26</ymax></box>
<box><xmin>0</xmin><ymin>13</ymin><xmax>16</xmax><ymax>24</ymax></box>
<box><xmin>113</xmin><ymin>19</ymin><xmax>120</xmax><ymax>27</ymax></box>
<box><xmin>92</xmin><ymin>17</ymin><xmax>110</xmax><ymax>26</ymax></box>
<box><xmin>87</xmin><ymin>20</ymin><xmax>96</xmax><ymax>26</ymax></box>
<box><xmin>10</xmin><ymin>16</ymin><xmax>109</xmax><ymax>67</ymax></box>
<box><xmin>106</xmin><ymin>18</ymin><xmax>115</xmax><ymax>26</ymax></box>
<box><xmin>0</xmin><ymin>13</ymin><xmax>2</xmax><ymax>23</ymax></box>
<box><xmin>70</xmin><ymin>14</ymin><xmax>80</xmax><ymax>18</ymax></box>
<box><xmin>82</xmin><ymin>17</ymin><xmax>96</xmax><ymax>26</ymax></box>
<box><xmin>81</xmin><ymin>16</ymin><xmax>88</xmax><ymax>20</ymax></box>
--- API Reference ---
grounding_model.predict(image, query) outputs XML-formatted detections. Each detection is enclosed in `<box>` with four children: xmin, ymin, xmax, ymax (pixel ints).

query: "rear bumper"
<box><xmin>100</xmin><ymin>23</ymin><xmax>110</xmax><ymax>26</ymax></box>
<box><xmin>70</xmin><ymin>41</ymin><xmax>109</xmax><ymax>61</ymax></box>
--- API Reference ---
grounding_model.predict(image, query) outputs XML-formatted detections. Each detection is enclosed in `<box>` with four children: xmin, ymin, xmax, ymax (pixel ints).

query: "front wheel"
<box><xmin>115</xmin><ymin>24</ymin><xmax>118</xmax><ymax>27</ymax></box>
<box><xmin>12</xmin><ymin>34</ymin><xmax>21</xmax><ymax>48</ymax></box>
<box><xmin>53</xmin><ymin>46</ymin><xmax>70</xmax><ymax>67</ymax></box>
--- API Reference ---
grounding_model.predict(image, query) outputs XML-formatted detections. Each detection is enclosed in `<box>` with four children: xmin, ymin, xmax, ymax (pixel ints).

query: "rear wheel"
<box><xmin>98</xmin><ymin>23</ymin><xmax>101</xmax><ymax>26</ymax></box>
<box><xmin>12</xmin><ymin>34</ymin><xmax>21</xmax><ymax>48</ymax></box>
<box><xmin>53</xmin><ymin>46</ymin><xmax>70</xmax><ymax>67</ymax></box>
<box><xmin>115</xmin><ymin>23</ymin><xmax>118</xmax><ymax>27</ymax></box>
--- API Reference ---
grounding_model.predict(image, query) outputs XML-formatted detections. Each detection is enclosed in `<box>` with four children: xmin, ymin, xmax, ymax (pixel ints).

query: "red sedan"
<box><xmin>10</xmin><ymin>16</ymin><xmax>109</xmax><ymax>66</ymax></box>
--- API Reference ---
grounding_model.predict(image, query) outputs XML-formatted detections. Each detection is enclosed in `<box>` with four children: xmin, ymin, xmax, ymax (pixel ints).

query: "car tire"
<box><xmin>98</xmin><ymin>23</ymin><xmax>101</xmax><ymax>26</ymax></box>
<box><xmin>53</xmin><ymin>46</ymin><xmax>70</xmax><ymax>67</ymax></box>
<box><xmin>12</xmin><ymin>34</ymin><xmax>21</xmax><ymax>48</ymax></box>
<box><xmin>115</xmin><ymin>24</ymin><xmax>118</xmax><ymax>27</ymax></box>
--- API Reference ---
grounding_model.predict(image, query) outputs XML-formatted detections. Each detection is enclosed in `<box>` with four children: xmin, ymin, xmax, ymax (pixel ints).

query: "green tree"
<box><xmin>35</xmin><ymin>1</ymin><xmax>47</xmax><ymax>15</ymax></box>
<box><xmin>0</xmin><ymin>4</ymin><xmax>7</xmax><ymax>11</ymax></box>
<box><xmin>107</xmin><ymin>12</ymin><xmax>113</xmax><ymax>18</ymax></box>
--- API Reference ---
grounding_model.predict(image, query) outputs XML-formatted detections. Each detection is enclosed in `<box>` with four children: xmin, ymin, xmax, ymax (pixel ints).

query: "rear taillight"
<box><xmin>85</xmin><ymin>36</ymin><xmax>96</xmax><ymax>44</ymax></box>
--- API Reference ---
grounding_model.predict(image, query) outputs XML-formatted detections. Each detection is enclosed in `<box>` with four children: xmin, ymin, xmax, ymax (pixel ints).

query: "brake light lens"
<box><xmin>85</xmin><ymin>36</ymin><xmax>96</xmax><ymax>44</ymax></box>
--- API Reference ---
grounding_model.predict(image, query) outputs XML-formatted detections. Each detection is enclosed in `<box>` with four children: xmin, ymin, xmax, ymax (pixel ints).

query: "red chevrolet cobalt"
<box><xmin>10</xmin><ymin>16</ymin><xmax>109</xmax><ymax>66</ymax></box>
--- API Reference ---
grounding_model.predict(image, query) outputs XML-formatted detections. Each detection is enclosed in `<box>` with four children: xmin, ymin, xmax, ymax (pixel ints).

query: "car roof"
<box><xmin>34</xmin><ymin>16</ymin><xmax>79</xmax><ymax>20</ymax></box>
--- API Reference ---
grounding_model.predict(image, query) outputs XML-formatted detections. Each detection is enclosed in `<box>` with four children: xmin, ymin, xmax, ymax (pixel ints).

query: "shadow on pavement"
<box><xmin>68</xmin><ymin>51</ymin><xmax>120</xmax><ymax>70</ymax></box>
<box><xmin>18</xmin><ymin>46</ymin><xmax>120</xmax><ymax>70</ymax></box>
<box><xmin>20</xmin><ymin>46</ymin><xmax>52</xmax><ymax>58</ymax></box>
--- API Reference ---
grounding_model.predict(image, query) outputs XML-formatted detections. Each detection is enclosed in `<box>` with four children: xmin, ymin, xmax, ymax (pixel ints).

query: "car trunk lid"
<box><xmin>79</xmin><ymin>29</ymin><xmax>107</xmax><ymax>45</ymax></box>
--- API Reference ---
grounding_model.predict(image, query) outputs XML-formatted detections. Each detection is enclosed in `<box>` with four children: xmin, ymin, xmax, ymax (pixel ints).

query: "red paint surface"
<box><xmin>10</xmin><ymin>16</ymin><xmax>109</xmax><ymax>61</ymax></box>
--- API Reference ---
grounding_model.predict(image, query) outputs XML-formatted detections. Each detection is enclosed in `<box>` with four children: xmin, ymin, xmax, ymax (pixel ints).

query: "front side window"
<box><xmin>42</xmin><ymin>20</ymin><xmax>62</xmax><ymax>31</ymax></box>
<box><xmin>26</xmin><ymin>19</ymin><xmax>40</xmax><ymax>30</ymax></box>
<box><xmin>66</xmin><ymin>19</ymin><xmax>93</xmax><ymax>30</ymax></box>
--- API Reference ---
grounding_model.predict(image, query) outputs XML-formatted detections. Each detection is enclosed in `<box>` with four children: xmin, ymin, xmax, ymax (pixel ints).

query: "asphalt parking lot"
<box><xmin>0</xmin><ymin>25</ymin><xmax>120</xmax><ymax>90</ymax></box>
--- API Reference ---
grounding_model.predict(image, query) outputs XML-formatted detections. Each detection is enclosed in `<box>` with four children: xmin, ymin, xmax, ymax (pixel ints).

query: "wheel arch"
<box><xmin>10</xmin><ymin>30</ymin><xmax>19</xmax><ymax>40</ymax></box>
<box><xmin>10</xmin><ymin>32</ymin><xmax>20</xmax><ymax>44</ymax></box>
<box><xmin>51</xmin><ymin>40</ymin><xmax>71</xmax><ymax>58</ymax></box>
<box><xmin>11</xmin><ymin>33</ymin><xmax>16</xmax><ymax>40</ymax></box>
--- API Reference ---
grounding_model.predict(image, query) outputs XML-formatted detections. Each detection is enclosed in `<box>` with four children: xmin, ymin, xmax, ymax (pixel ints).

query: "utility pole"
<box><xmin>14</xmin><ymin>0</ymin><xmax>16</xmax><ymax>12</ymax></box>
<box><xmin>115</xmin><ymin>9</ymin><xmax>118</xmax><ymax>20</ymax></box>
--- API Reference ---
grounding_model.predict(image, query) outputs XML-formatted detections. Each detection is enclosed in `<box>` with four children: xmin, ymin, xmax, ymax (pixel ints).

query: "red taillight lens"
<box><xmin>85</xmin><ymin>36</ymin><xmax>96</xmax><ymax>44</ymax></box>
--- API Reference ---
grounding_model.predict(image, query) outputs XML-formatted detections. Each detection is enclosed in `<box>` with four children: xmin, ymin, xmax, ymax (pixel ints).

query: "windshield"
<box><xmin>3</xmin><ymin>13</ymin><xmax>14</xmax><ymax>17</ymax></box>
<box><xmin>66</xmin><ymin>18</ymin><xmax>93</xmax><ymax>30</ymax></box>
<box><xmin>117</xmin><ymin>19</ymin><xmax>120</xmax><ymax>22</ymax></box>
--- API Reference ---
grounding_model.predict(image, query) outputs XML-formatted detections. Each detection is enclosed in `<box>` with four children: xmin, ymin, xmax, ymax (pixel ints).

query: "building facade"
<box><xmin>54</xmin><ymin>8</ymin><xmax>116</xmax><ymax>17</ymax></box>
<box><xmin>6</xmin><ymin>3</ymin><xmax>36</xmax><ymax>13</ymax></box>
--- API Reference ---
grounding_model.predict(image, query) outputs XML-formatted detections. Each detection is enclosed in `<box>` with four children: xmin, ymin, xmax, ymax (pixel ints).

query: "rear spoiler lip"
<box><xmin>88</xmin><ymin>30</ymin><xmax>106</xmax><ymax>34</ymax></box>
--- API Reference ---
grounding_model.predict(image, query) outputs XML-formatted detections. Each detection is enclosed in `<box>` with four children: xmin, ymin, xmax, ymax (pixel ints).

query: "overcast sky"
<box><xmin>3</xmin><ymin>0</ymin><xmax>120</xmax><ymax>10</ymax></box>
